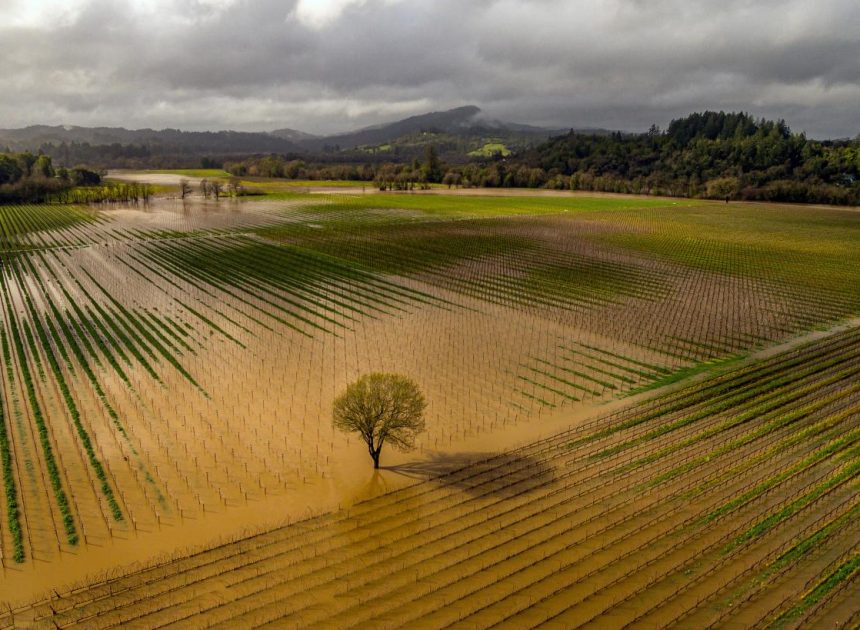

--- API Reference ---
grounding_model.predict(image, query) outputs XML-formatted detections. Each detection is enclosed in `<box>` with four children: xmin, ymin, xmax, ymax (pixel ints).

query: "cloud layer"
<box><xmin>1</xmin><ymin>0</ymin><xmax>858</xmax><ymax>137</ymax></box>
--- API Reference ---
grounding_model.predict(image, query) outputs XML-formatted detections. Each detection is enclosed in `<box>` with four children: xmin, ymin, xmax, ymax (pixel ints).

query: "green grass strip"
<box><xmin>626</xmin><ymin>354</ymin><xmax>745</xmax><ymax>396</ymax></box>
<box><xmin>767</xmin><ymin>552</ymin><xmax>860</xmax><ymax>628</ymax></box>
<box><xmin>727</xmin><ymin>455</ymin><xmax>860</xmax><ymax>552</ymax></box>
<box><xmin>0</xmin><ymin>279</ymin><xmax>78</xmax><ymax>544</ymax></box>
<box><xmin>705</xmin><ymin>426</ymin><xmax>860</xmax><ymax>523</ymax></box>
<box><xmin>8</xmin><ymin>261</ymin><xmax>124</xmax><ymax>521</ymax></box>
<box><xmin>0</xmin><ymin>328</ymin><xmax>24</xmax><ymax>562</ymax></box>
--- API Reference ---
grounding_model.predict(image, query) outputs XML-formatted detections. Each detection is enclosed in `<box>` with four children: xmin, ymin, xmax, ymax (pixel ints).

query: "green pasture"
<box><xmin>263</xmin><ymin>190</ymin><xmax>689</xmax><ymax>220</ymax></box>
<box><xmin>468</xmin><ymin>143</ymin><xmax>512</xmax><ymax>157</ymax></box>
<box><xmin>586</xmin><ymin>202</ymin><xmax>860</xmax><ymax>297</ymax></box>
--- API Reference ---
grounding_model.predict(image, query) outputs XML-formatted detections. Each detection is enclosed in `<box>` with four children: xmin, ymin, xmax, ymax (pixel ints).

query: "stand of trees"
<box><xmin>225</xmin><ymin>112</ymin><xmax>860</xmax><ymax>205</ymax></box>
<box><xmin>224</xmin><ymin>145</ymin><xmax>444</xmax><ymax>189</ymax></box>
<box><xmin>13</xmin><ymin>112</ymin><xmax>857</xmax><ymax>206</ymax></box>
<box><xmin>0</xmin><ymin>152</ymin><xmax>101</xmax><ymax>203</ymax></box>
<box><xmin>507</xmin><ymin>112</ymin><xmax>860</xmax><ymax>204</ymax></box>
<box><xmin>49</xmin><ymin>182</ymin><xmax>153</xmax><ymax>205</ymax></box>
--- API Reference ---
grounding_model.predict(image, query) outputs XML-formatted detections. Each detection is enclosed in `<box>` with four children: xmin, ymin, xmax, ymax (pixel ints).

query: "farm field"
<box><xmin>0</xmin><ymin>183</ymin><xmax>858</xmax><ymax>624</ymax></box>
<box><xmin>3</xmin><ymin>326</ymin><xmax>860</xmax><ymax>627</ymax></box>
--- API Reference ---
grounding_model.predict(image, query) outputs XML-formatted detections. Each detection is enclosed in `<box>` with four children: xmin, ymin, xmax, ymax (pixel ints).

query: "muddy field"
<box><xmin>0</xmin><ymin>187</ymin><xmax>858</xmax><ymax>623</ymax></box>
<box><xmin>4</xmin><ymin>326</ymin><xmax>860</xmax><ymax>628</ymax></box>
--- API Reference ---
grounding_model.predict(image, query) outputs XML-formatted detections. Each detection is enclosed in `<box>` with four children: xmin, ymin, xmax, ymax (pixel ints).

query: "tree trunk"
<box><xmin>372</xmin><ymin>451</ymin><xmax>380</xmax><ymax>469</ymax></box>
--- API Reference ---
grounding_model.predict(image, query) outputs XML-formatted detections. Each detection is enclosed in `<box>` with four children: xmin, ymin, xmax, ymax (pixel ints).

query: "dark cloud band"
<box><xmin>1</xmin><ymin>0</ymin><xmax>857</xmax><ymax>138</ymax></box>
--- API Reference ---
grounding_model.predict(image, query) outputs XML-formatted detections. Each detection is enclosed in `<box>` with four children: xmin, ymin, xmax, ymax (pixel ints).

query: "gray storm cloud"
<box><xmin>1</xmin><ymin>0</ymin><xmax>858</xmax><ymax>138</ymax></box>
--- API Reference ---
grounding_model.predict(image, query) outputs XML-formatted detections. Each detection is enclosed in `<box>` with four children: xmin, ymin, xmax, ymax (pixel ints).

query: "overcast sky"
<box><xmin>1</xmin><ymin>0</ymin><xmax>858</xmax><ymax>138</ymax></box>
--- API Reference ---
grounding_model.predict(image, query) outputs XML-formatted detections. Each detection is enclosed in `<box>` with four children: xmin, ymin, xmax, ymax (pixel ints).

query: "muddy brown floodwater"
<box><xmin>3</xmin><ymin>318</ymin><xmax>842</xmax><ymax>604</ymax></box>
<box><xmin>1</xmin><ymin>181</ymin><xmax>857</xmax><ymax>617</ymax></box>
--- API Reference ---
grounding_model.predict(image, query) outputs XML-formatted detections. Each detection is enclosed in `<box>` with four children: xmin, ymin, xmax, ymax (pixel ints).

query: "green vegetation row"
<box><xmin>5</xmin><ymin>260</ymin><xmax>124</xmax><ymax>523</ymax></box>
<box><xmin>6</xmin><ymin>325</ymin><xmax>860</xmax><ymax>626</ymax></box>
<box><xmin>768</xmin><ymin>551</ymin><xmax>860</xmax><ymax>626</ymax></box>
<box><xmin>0</xmin><ymin>329</ymin><xmax>24</xmax><ymax>562</ymax></box>
<box><xmin>0</xmin><ymin>204</ymin><xmax>102</xmax><ymax>253</ymax></box>
<box><xmin>564</xmin><ymin>326</ymin><xmax>860</xmax><ymax>454</ymax></box>
<box><xmin>136</xmin><ymin>235</ymin><xmax>447</xmax><ymax>337</ymax></box>
<box><xmin>0</xmin><ymin>275</ymin><xmax>78</xmax><ymax>545</ymax></box>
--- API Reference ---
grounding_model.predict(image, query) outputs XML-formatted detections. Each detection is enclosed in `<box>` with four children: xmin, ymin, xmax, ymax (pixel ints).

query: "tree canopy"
<box><xmin>0</xmin><ymin>151</ymin><xmax>103</xmax><ymax>203</ymax></box>
<box><xmin>509</xmin><ymin>111</ymin><xmax>860</xmax><ymax>204</ymax></box>
<box><xmin>333</xmin><ymin>373</ymin><xmax>427</xmax><ymax>469</ymax></box>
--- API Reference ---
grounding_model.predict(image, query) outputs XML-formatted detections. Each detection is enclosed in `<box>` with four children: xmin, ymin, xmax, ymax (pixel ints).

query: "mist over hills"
<box><xmin>1</xmin><ymin>108</ymin><xmax>858</xmax><ymax>207</ymax></box>
<box><xmin>0</xmin><ymin>125</ymin><xmax>304</xmax><ymax>156</ymax></box>
<box><xmin>0</xmin><ymin>106</ymin><xmax>579</xmax><ymax>167</ymax></box>
<box><xmin>293</xmin><ymin>105</ymin><xmax>565</xmax><ymax>151</ymax></box>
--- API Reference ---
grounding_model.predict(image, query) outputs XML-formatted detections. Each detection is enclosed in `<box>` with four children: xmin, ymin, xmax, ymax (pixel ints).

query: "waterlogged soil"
<box><xmin>6</xmin><ymin>325</ymin><xmax>860</xmax><ymax>628</ymax></box>
<box><xmin>1</xmin><ymin>188</ymin><xmax>858</xmax><ymax>614</ymax></box>
<box><xmin>0</xmin><ymin>318</ymin><xmax>848</xmax><ymax>605</ymax></box>
<box><xmin>1</xmin><ymin>383</ymin><xmax>629</xmax><ymax>604</ymax></box>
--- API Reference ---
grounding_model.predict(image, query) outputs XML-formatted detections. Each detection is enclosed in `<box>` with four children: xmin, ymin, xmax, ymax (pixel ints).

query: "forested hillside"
<box><xmin>510</xmin><ymin>112</ymin><xmax>859</xmax><ymax>204</ymax></box>
<box><xmin>225</xmin><ymin>112</ymin><xmax>860</xmax><ymax>205</ymax></box>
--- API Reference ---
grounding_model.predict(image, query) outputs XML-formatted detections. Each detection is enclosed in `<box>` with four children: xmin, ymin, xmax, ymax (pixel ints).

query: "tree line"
<box><xmin>223</xmin><ymin>112</ymin><xmax>860</xmax><ymax>205</ymax></box>
<box><xmin>507</xmin><ymin>112</ymin><xmax>860</xmax><ymax>204</ymax></box>
<box><xmin>9</xmin><ymin>112</ymin><xmax>859</xmax><ymax>206</ymax></box>
<box><xmin>224</xmin><ymin>145</ymin><xmax>452</xmax><ymax>190</ymax></box>
<box><xmin>0</xmin><ymin>152</ymin><xmax>102</xmax><ymax>203</ymax></box>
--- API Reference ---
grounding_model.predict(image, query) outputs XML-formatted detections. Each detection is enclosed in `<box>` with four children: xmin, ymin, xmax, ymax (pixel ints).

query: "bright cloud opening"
<box><xmin>294</xmin><ymin>0</ymin><xmax>401</xmax><ymax>29</ymax></box>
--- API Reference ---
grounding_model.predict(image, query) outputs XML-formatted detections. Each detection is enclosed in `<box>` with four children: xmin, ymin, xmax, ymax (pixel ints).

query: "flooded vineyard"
<box><xmin>0</xmin><ymin>190</ymin><xmax>858</xmax><ymax>625</ymax></box>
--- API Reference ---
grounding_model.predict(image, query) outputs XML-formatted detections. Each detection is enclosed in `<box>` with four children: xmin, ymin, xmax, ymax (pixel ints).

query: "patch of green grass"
<box><xmin>768</xmin><ymin>552</ymin><xmax>860</xmax><ymax>627</ymax></box>
<box><xmin>468</xmin><ymin>143</ymin><xmax>512</xmax><ymax>157</ymax></box>
<box><xmin>627</xmin><ymin>354</ymin><xmax>746</xmax><ymax>396</ymax></box>
<box><xmin>285</xmin><ymin>191</ymin><xmax>687</xmax><ymax>220</ymax></box>
<box><xmin>239</xmin><ymin>179</ymin><xmax>366</xmax><ymax>194</ymax></box>
<box><xmin>590</xmin><ymin>202</ymin><xmax>860</xmax><ymax>300</ymax></box>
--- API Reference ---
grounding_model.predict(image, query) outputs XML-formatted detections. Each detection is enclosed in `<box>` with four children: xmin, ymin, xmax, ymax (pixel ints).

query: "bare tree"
<box><xmin>179</xmin><ymin>179</ymin><xmax>192</xmax><ymax>199</ymax></box>
<box><xmin>200</xmin><ymin>178</ymin><xmax>210</xmax><ymax>199</ymax></box>
<box><xmin>333</xmin><ymin>373</ymin><xmax>427</xmax><ymax>469</ymax></box>
<box><xmin>211</xmin><ymin>180</ymin><xmax>223</xmax><ymax>200</ymax></box>
<box><xmin>442</xmin><ymin>171</ymin><xmax>461</xmax><ymax>189</ymax></box>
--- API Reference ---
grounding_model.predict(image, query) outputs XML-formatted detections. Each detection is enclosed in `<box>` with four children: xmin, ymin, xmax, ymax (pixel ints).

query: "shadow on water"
<box><xmin>385</xmin><ymin>451</ymin><xmax>557</xmax><ymax>499</ymax></box>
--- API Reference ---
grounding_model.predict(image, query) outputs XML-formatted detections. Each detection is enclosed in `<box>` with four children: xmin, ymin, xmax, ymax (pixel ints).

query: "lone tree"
<box><xmin>333</xmin><ymin>373</ymin><xmax>427</xmax><ymax>469</ymax></box>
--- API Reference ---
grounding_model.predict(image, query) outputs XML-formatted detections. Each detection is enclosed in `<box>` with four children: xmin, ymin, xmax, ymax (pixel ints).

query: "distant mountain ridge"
<box><xmin>296</xmin><ymin>105</ymin><xmax>563</xmax><ymax>150</ymax></box>
<box><xmin>0</xmin><ymin>106</ymin><xmax>598</xmax><ymax>166</ymax></box>
<box><xmin>268</xmin><ymin>128</ymin><xmax>320</xmax><ymax>143</ymax></box>
<box><xmin>0</xmin><ymin>125</ymin><xmax>303</xmax><ymax>155</ymax></box>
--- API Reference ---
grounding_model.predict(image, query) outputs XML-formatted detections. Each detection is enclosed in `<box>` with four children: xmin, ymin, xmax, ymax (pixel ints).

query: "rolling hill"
<box><xmin>0</xmin><ymin>107</ymin><xmax>575</xmax><ymax>166</ymax></box>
